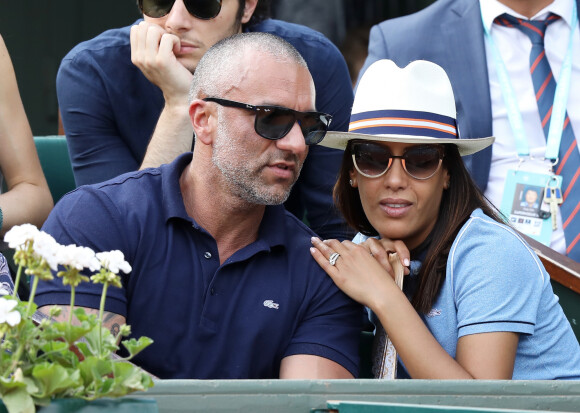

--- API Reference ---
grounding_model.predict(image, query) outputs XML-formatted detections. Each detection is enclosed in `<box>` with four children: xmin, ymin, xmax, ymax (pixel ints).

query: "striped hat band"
<box><xmin>349</xmin><ymin>109</ymin><xmax>458</xmax><ymax>139</ymax></box>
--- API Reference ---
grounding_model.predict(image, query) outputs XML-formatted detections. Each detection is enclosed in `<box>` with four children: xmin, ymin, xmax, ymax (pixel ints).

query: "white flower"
<box><xmin>57</xmin><ymin>244</ymin><xmax>100</xmax><ymax>272</ymax></box>
<box><xmin>3</xmin><ymin>224</ymin><xmax>39</xmax><ymax>249</ymax></box>
<box><xmin>32</xmin><ymin>232</ymin><xmax>62</xmax><ymax>271</ymax></box>
<box><xmin>96</xmin><ymin>250</ymin><xmax>132</xmax><ymax>274</ymax></box>
<box><xmin>0</xmin><ymin>297</ymin><xmax>21</xmax><ymax>326</ymax></box>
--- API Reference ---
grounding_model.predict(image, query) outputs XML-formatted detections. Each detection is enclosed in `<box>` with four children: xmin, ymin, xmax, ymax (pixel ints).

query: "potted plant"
<box><xmin>0</xmin><ymin>224</ymin><xmax>155</xmax><ymax>413</ymax></box>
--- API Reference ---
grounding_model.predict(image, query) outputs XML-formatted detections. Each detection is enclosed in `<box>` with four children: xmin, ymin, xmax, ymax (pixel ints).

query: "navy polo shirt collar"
<box><xmin>159</xmin><ymin>152</ymin><xmax>287</xmax><ymax>252</ymax></box>
<box><xmin>160</xmin><ymin>152</ymin><xmax>194</xmax><ymax>223</ymax></box>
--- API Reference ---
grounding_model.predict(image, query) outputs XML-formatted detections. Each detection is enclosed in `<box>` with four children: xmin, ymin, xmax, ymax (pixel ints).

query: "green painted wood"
<box><xmin>137</xmin><ymin>379</ymin><xmax>580</xmax><ymax>413</ymax></box>
<box><xmin>37</xmin><ymin>398</ymin><xmax>158</xmax><ymax>412</ymax></box>
<box><xmin>324</xmin><ymin>401</ymin><xmax>566</xmax><ymax>413</ymax></box>
<box><xmin>0</xmin><ymin>398</ymin><xmax>158</xmax><ymax>413</ymax></box>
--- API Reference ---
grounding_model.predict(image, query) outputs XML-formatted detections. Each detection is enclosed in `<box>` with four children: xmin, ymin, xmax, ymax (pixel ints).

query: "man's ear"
<box><xmin>189</xmin><ymin>100</ymin><xmax>214</xmax><ymax>145</ymax></box>
<box><xmin>241</xmin><ymin>0</ymin><xmax>259</xmax><ymax>25</ymax></box>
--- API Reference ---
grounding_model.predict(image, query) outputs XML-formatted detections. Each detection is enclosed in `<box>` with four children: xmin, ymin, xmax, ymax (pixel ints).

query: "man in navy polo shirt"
<box><xmin>56</xmin><ymin>0</ymin><xmax>353</xmax><ymax>241</ymax></box>
<box><xmin>36</xmin><ymin>33</ymin><xmax>362</xmax><ymax>380</ymax></box>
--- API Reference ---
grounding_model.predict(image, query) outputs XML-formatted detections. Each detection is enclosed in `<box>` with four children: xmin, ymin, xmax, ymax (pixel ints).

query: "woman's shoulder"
<box><xmin>454</xmin><ymin>208</ymin><xmax>527</xmax><ymax>248</ymax></box>
<box><xmin>448</xmin><ymin>208</ymin><xmax>546</xmax><ymax>281</ymax></box>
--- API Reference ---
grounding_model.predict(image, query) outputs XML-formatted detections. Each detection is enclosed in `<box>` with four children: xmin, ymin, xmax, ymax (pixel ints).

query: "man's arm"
<box><xmin>130</xmin><ymin>21</ymin><xmax>194</xmax><ymax>170</ymax></box>
<box><xmin>279</xmin><ymin>354</ymin><xmax>354</xmax><ymax>379</ymax></box>
<box><xmin>57</xmin><ymin>49</ymin><xmax>141</xmax><ymax>186</ymax></box>
<box><xmin>37</xmin><ymin>305</ymin><xmax>126</xmax><ymax>338</ymax></box>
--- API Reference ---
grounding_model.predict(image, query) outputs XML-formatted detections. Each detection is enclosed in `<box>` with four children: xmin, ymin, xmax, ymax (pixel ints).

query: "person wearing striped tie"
<box><xmin>358</xmin><ymin>0</ymin><xmax>580</xmax><ymax>262</ymax></box>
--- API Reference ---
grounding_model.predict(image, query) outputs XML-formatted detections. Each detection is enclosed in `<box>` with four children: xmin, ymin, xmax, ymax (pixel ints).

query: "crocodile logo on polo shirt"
<box><xmin>263</xmin><ymin>300</ymin><xmax>279</xmax><ymax>309</ymax></box>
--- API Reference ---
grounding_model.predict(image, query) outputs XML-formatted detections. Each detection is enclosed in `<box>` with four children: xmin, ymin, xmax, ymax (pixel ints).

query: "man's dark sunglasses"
<box><xmin>351</xmin><ymin>141</ymin><xmax>444</xmax><ymax>180</ymax></box>
<box><xmin>138</xmin><ymin>0</ymin><xmax>222</xmax><ymax>19</ymax></box>
<box><xmin>203</xmin><ymin>97</ymin><xmax>333</xmax><ymax>145</ymax></box>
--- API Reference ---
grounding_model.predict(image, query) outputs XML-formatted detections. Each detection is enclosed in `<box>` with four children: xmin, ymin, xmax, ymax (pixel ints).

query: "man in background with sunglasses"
<box><xmin>56</xmin><ymin>0</ymin><xmax>354</xmax><ymax>241</ymax></box>
<box><xmin>36</xmin><ymin>33</ymin><xmax>362</xmax><ymax>380</ymax></box>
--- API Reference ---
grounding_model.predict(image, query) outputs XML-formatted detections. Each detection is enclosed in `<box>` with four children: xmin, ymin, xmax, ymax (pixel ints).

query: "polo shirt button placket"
<box><xmin>204</xmin><ymin>251</ymin><xmax>212</xmax><ymax>259</ymax></box>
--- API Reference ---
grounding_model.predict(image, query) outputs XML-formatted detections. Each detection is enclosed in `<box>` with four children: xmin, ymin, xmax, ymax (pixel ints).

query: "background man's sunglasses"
<box><xmin>351</xmin><ymin>141</ymin><xmax>444</xmax><ymax>180</ymax></box>
<box><xmin>203</xmin><ymin>97</ymin><xmax>332</xmax><ymax>145</ymax></box>
<box><xmin>138</xmin><ymin>0</ymin><xmax>222</xmax><ymax>19</ymax></box>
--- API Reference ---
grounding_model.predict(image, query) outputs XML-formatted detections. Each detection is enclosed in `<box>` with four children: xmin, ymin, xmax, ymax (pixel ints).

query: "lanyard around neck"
<box><xmin>481</xmin><ymin>2</ymin><xmax>577</xmax><ymax>161</ymax></box>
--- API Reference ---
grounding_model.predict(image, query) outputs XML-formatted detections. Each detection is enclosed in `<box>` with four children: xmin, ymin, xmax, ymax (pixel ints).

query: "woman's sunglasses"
<box><xmin>203</xmin><ymin>97</ymin><xmax>333</xmax><ymax>145</ymax></box>
<box><xmin>138</xmin><ymin>0</ymin><xmax>222</xmax><ymax>20</ymax></box>
<box><xmin>351</xmin><ymin>141</ymin><xmax>445</xmax><ymax>180</ymax></box>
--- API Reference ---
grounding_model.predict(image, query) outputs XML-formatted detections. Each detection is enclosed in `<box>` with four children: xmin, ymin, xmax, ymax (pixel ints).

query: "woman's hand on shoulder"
<box><xmin>310</xmin><ymin>237</ymin><xmax>400</xmax><ymax>309</ymax></box>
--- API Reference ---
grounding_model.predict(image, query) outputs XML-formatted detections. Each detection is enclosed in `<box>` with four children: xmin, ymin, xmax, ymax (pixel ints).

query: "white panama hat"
<box><xmin>318</xmin><ymin>59</ymin><xmax>494</xmax><ymax>155</ymax></box>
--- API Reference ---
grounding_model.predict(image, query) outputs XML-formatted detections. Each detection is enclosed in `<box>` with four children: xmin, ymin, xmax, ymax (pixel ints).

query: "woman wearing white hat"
<box><xmin>310</xmin><ymin>60</ymin><xmax>580</xmax><ymax>379</ymax></box>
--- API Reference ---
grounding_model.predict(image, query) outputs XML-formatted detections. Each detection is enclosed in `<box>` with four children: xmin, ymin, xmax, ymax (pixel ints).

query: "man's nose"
<box><xmin>275</xmin><ymin>122</ymin><xmax>308</xmax><ymax>155</ymax></box>
<box><xmin>165</xmin><ymin>0</ymin><xmax>194</xmax><ymax>33</ymax></box>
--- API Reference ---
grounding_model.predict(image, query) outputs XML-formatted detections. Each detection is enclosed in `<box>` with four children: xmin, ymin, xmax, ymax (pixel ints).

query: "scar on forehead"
<box><xmin>225</xmin><ymin>71</ymin><xmax>310</xmax><ymax>96</ymax></box>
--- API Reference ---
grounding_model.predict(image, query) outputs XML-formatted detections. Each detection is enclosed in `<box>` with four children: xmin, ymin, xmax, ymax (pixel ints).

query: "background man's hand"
<box><xmin>130</xmin><ymin>21</ymin><xmax>193</xmax><ymax>105</ymax></box>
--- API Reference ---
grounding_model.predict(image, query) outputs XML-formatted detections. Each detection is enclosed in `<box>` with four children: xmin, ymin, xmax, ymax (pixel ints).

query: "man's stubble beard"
<box><xmin>211</xmin><ymin>116</ymin><xmax>303</xmax><ymax>206</ymax></box>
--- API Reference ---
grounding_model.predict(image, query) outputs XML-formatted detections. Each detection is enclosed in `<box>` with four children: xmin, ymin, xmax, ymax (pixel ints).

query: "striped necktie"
<box><xmin>495</xmin><ymin>13</ymin><xmax>580</xmax><ymax>261</ymax></box>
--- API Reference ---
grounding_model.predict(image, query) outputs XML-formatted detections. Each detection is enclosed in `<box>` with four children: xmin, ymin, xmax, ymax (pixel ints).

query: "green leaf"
<box><xmin>72</xmin><ymin>308</ymin><xmax>98</xmax><ymax>324</ymax></box>
<box><xmin>77</xmin><ymin>356</ymin><xmax>113</xmax><ymax>387</ymax></box>
<box><xmin>82</xmin><ymin>325</ymin><xmax>118</xmax><ymax>358</ymax></box>
<box><xmin>121</xmin><ymin>337</ymin><xmax>154</xmax><ymax>358</ymax></box>
<box><xmin>39</xmin><ymin>341</ymin><xmax>68</xmax><ymax>355</ymax></box>
<box><xmin>104</xmin><ymin>362</ymin><xmax>154</xmax><ymax>398</ymax></box>
<box><xmin>52</xmin><ymin>322</ymin><xmax>93</xmax><ymax>344</ymax></box>
<box><xmin>0</xmin><ymin>375</ymin><xmax>27</xmax><ymax>393</ymax></box>
<box><xmin>36</xmin><ymin>338</ymin><xmax>82</xmax><ymax>368</ymax></box>
<box><xmin>0</xmin><ymin>385</ymin><xmax>35</xmax><ymax>413</ymax></box>
<box><xmin>30</xmin><ymin>362</ymin><xmax>82</xmax><ymax>398</ymax></box>
<box><xmin>74</xmin><ymin>342</ymin><xmax>92</xmax><ymax>358</ymax></box>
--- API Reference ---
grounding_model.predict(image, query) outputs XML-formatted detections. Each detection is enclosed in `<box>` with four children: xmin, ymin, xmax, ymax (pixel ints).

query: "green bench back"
<box><xmin>34</xmin><ymin>135</ymin><xmax>76</xmax><ymax>204</ymax></box>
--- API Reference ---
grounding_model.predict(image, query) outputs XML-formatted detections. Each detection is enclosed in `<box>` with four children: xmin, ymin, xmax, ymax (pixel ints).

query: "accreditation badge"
<box><xmin>499</xmin><ymin>169</ymin><xmax>561</xmax><ymax>246</ymax></box>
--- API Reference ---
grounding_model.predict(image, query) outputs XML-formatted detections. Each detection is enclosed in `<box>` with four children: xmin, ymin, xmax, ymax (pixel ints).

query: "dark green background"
<box><xmin>1</xmin><ymin>1</ymin><xmax>141</xmax><ymax>135</ymax></box>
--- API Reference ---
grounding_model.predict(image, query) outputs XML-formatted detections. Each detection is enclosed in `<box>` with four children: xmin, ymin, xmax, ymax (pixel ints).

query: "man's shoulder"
<box><xmin>61</xmin><ymin>23</ymin><xmax>134</xmax><ymax>64</ymax></box>
<box><xmin>260</xmin><ymin>205</ymin><xmax>320</xmax><ymax>259</ymax></box>
<box><xmin>264</xmin><ymin>204</ymin><xmax>317</xmax><ymax>242</ymax></box>
<box><xmin>281</xmin><ymin>207</ymin><xmax>318</xmax><ymax>239</ymax></box>
<box><xmin>375</xmin><ymin>0</ymin><xmax>466</xmax><ymax>31</ymax></box>
<box><xmin>63</xmin><ymin>167</ymin><xmax>163</xmax><ymax>205</ymax></box>
<box><xmin>251</xmin><ymin>18</ymin><xmax>331</xmax><ymax>43</ymax></box>
<box><xmin>67</xmin><ymin>154</ymin><xmax>187</xmax><ymax>207</ymax></box>
<box><xmin>93</xmin><ymin>167</ymin><xmax>162</xmax><ymax>189</ymax></box>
